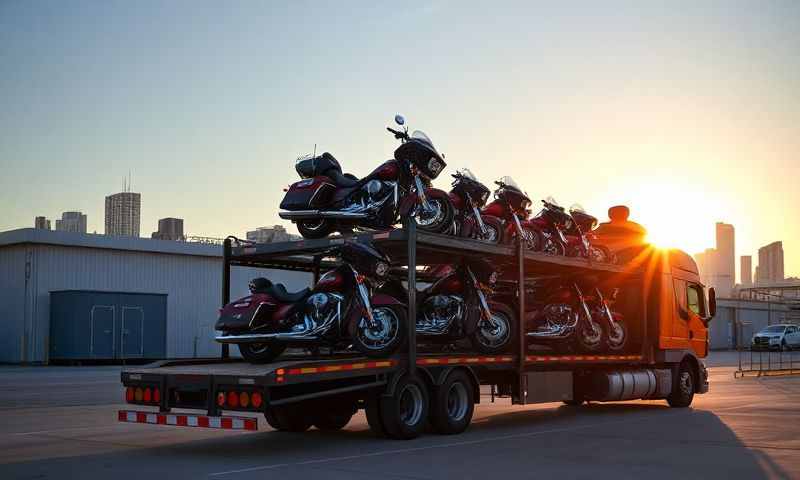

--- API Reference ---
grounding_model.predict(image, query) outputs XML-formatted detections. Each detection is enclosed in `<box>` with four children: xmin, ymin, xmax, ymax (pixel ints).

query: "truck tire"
<box><xmin>264</xmin><ymin>406</ymin><xmax>312</xmax><ymax>432</ymax></box>
<box><xmin>430</xmin><ymin>370</ymin><xmax>475</xmax><ymax>435</ymax></box>
<box><xmin>365</xmin><ymin>393</ymin><xmax>388</xmax><ymax>437</ymax></box>
<box><xmin>667</xmin><ymin>361</ymin><xmax>695</xmax><ymax>408</ymax></box>
<box><xmin>380</xmin><ymin>375</ymin><xmax>429</xmax><ymax>440</ymax></box>
<box><xmin>239</xmin><ymin>342</ymin><xmax>286</xmax><ymax>364</ymax></box>
<box><xmin>313</xmin><ymin>403</ymin><xmax>357</xmax><ymax>431</ymax></box>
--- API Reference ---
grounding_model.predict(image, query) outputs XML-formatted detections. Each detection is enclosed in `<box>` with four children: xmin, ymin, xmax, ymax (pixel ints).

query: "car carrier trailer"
<box><xmin>119</xmin><ymin>220</ymin><xmax>711</xmax><ymax>439</ymax></box>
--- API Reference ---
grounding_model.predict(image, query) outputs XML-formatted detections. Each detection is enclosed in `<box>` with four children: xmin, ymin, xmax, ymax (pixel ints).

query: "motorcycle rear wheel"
<box><xmin>297</xmin><ymin>219</ymin><xmax>335</xmax><ymax>239</ymax></box>
<box><xmin>238</xmin><ymin>341</ymin><xmax>286</xmax><ymax>364</ymax></box>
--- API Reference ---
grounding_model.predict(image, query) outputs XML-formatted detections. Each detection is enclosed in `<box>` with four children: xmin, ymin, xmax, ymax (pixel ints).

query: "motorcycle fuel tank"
<box><xmin>315</xmin><ymin>270</ymin><xmax>345</xmax><ymax>292</ymax></box>
<box><xmin>482</xmin><ymin>201</ymin><xmax>506</xmax><ymax>218</ymax></box>
<box><xmin>430</xmin><ymin>274</ymin><xmax>463</xmax><ymax>295</ymax></box>
<box><xmin>367</xmin><ymin>160</ymin><xmax>400</xmax><ymax>181</ymax></box>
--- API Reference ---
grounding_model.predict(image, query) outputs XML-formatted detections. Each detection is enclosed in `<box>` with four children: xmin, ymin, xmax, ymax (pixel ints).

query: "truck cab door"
<box><xmin>686</xmin><ymin>283</ymin><xmax>708</xmax><ymax>357</ymax></box>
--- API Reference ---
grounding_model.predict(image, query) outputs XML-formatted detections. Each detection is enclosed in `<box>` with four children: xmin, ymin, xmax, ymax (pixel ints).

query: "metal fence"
<box><xmin>735</xmin><ymin>348</ymin><xmax>800</xmax><ymax>377</ymax></box>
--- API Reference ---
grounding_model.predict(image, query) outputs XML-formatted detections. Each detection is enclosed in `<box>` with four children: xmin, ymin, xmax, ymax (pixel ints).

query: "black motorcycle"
<box><xmin>215</xmin><ymin>242</ymin><xmax>406</xmax><ymax>363</ymax></box>
<box><xmin>278</xmin><ymin>115</ymin><xmax>452</xmax><ymax>238</ymax></box>
<box><xmin>446</xmin><ymin>169</ymin><xmax>504</xmax><ymax>243</ymax></box>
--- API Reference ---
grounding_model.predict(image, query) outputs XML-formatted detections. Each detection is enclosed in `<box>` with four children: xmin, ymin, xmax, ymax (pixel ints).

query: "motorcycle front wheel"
<box><xmin>576</xmin><ymin>318</ymin><xmax>603</xmax><ymax>353</ymax></box>
<box><xmin>239</xmin><ymin>341</ymin><xmax>287</xmax><ymax>364</ymax></box>
<box><xmin>414</xmin><ymin>196</ymin><xmax>454</xmax><ymax>233</ymax></box>
<box><xmin>297</xmin><ymin>219</ymin><xmax>335</xmax><ymax>239</ymax></box>
<box><xmin>353</xmin><ymin>305</ymin><xmax>407</xmax><ymax>357</ymax></box>
<box><xmin>470</xmin><ymin>303</ymin><xmax>515</xmax><ymax>354</ymax></box>
<box><xmin>605</xmin><ymin>319</ymin><xmax>628</xmax><ymax>352</ymax></box>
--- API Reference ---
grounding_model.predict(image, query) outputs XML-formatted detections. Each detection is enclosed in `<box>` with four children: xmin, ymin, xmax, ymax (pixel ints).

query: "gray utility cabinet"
<box><xmin>50</xmin><ymin>291</ymin><xmax>167</xmax><ymax>360</ymax></box>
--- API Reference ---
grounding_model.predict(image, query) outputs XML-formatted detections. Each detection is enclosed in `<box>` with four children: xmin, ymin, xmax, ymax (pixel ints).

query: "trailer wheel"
<box><xmin>365</xmin><ymin>393</ymin><xmax>388</xmax><ymax>437</ymax></box>
<box><xmin>313</xmin><ymin>404</ymin><xmax>357</xmax><ymax>431</ymax></box>
<box><xmin>667</xmin><ymin>361</ymin><xmax>695</xmax><ymax>408</ymax></box>
<box><xmin>380</xmin><ymin>375</ymin><xmax>429</xmax><ymax>440</ymax></box>
<box><xmin>431</xmin><ymin>370</ymin><xmax>475</xmax><ymax>435</ymax></box>
<box><xmin>264</xmin><ymin>406</ymin><xmax>312</xmax><ymax>432</ymax></box>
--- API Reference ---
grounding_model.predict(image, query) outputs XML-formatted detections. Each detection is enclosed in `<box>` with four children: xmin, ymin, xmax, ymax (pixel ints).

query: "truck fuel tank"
<box><xmin>586</xmin><ymin>369</ymin><xmax>672</xmax><ymax>402</ymax></box>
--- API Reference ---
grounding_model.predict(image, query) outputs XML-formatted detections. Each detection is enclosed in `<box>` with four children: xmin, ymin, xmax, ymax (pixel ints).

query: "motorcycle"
<box><xmin>565</xmin><ymin>204</ymin><xmax>616</xmax><ymax>264</ymax></box>
<box><xmin>482</xmin><ymin>177</ymin><xmax>551</xmax><ymax>253</ymax></box>
<box><xmin>528</xmin><ymin>197</ymin><xmax>572</xmax><ymax>256</ymax></box>
<box><xmin>278</xmin><ymin>115</ymin><xmax>452</xmax><ymax>238</ymax></box>
<box><xmin>583</xmin><ymin>286</ymin><xmax>627</xmax><ymax>351</ymax></box>
<box><xmin>214</xmin><ymin>242</ymin><xmax>406</xmax><ymax>363</ymax></box>
<box><xmin>525</xmin><ymin>278</ymin><xmax>605</xmax><ymax>353</ymax></box>
<box><xmin>380</xmin><ymin>259</ymin><xmax>515</xmax><ymax>354</ymax></box>
<box><xmin>445</xmin><ymin>169</ymin><xmax>504</xmax><ymax>243</ymax></box>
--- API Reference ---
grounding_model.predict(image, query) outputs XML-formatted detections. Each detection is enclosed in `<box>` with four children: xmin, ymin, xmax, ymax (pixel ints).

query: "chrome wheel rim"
<box><xmin>399</xmin><ymin>384</ymin><xmax>424</xmax><ymax>427</ymax></box>
<box><xmin>477</xmin><ymin>312</ymin><xmax>510</xmax><ymax>348</ymax></box>
<box><xmin>580</xmin><ymin>322</ymin><xmax>602</xmax><ymax>347</ymax></box>
<box><xmin>249</xmin><ymin>343</ymin><xmax>270</xmax><ymax>354</ymax></box>
<box><xmin>481</xmin><ymin>224</ymin><xmax>500</xmax><ymax>243</ymax></box>
<box><xmin>357</xmin><ymin>307</ymin><xmax>399</xmax><ymax>350</ymax></box>
<box><xmin>302</xmin><ymin>219</ymin><xmax>326</xmax><ymax>231</ymax></box>
<box><xmin>679</xmin><ymin>371</ymin><xmax>692</xmax><ymax>396</ymax></box>
<box><xmin>523</xmin><ymin>229</ymin><xmax>540</xmax><ymax>251</ymax></box>
<box><xmin>590</xmin><ymin>247</ymin><xmax>607</xmax><ymax>263</ymax></box>
<box><xmin>446</xmin><ymin>383</ymin><xmax>469</xmax><ymax>422</ymax></box>
<box><xmin>416</xmin><ymin>199</ymin><xmax>445</xmax><ymax>228</ymax></box>
<box><xmin>608</xmin><ymin>322</ymin><xmax>625</xmax><ymax>348</ymax></box>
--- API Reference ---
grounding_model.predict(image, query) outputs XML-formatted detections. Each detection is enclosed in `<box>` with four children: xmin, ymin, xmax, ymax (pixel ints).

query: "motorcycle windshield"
<box><xmin>411</xmin><ymin>130</ymin><xmax>439</xmax><ymax>155</ymax></box>
<box><xmin>498</xmin><ymin>176</ymin><xmax>522</xmax><ymax>191</ymax></box>
<box><xmin>545</xmin><ymin>196</ymin><xmax>561</xmax><ymax>208</ymax></box>
<box><xmin>569</xmin><ymin>203</ymin><xmax>585</xmax><ymax>214</ymax></box>
<box><xmin>459</xmin><ymin>168</ymin><xmax>479</xmax><ymax>182</ymax></box>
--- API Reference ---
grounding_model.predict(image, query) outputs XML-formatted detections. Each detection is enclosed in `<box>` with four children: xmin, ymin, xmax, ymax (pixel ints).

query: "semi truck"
<box><xmin>119</xmin><ymin>223</ymin><xmax>715</xmax><ymax>439</ymax></box>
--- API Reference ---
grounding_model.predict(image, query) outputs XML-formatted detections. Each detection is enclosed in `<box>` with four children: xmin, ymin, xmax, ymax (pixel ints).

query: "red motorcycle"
<box><xmin>215</xmin><ymin>242</ymin><xmax>406</xmax><ymax>363</ymax></box>
<box><xmin>445</xmin><ymin>169</ymin><xmax>504</xmax><ymax>243</ymax></box>
<box><xmin>564</xmin><ymin>204</ymin><xmax>616</xmax><ymax>264</ymax></box>
<box><xmin>278</xmin><ymin>115</ymin><xmax>453</xmax><ymax>238</ymax></box>
<box><xmin>482</xmin><ymin>177</ymin><xmax>559</xmax><ymax>254</ymax></box>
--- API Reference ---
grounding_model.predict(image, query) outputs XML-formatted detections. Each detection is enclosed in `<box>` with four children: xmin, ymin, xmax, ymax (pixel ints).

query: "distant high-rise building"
<box><xmin>105</xmin><ymin>192</ymin><xmax>141</xmax><ymax>237</ymax></box>
<box><xmin>151</xmin><ymin>218</ymin><xmax>184</xmax><ymax>241</ymax></box>
<box><xmin>55</xmin><ymin>211</ymin><xmax>87</xmax><ymax>233</ymax></box>
<box><xmin>740</xmin><ymin>255</ymin><xmax>752</xmax><ymax>286</ymax></box>
<box><xmin>715</xmin><ymin>222</ymin><xmax>735</xmax><ymax>296</ymax></box>
<box><xmin>34</xmin><ymin>216</ymin><xmax>51</xmax><ymax>230</ymax></box>
<box><xmin>246</xmin><ymin>225</ymin><xmax>296</xmax><ymax>244</ymax></box>
<box><xmin>757</xmin><ymin>241</ymin><xmax>784</xmax><ymax>284</ymax></box>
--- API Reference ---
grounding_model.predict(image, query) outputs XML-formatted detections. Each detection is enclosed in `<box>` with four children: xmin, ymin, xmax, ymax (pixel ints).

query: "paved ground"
<box><xmin>0</xmin><ymin>352</ymin><xmax>798</xmax><ymax>480</ymax></box>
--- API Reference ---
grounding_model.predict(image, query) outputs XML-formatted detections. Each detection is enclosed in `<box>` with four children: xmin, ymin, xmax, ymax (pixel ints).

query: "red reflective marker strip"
<box><xmin>118</xmin><ymin>410</ymin><xmax>257</xmax><ymax>431</ymax></box>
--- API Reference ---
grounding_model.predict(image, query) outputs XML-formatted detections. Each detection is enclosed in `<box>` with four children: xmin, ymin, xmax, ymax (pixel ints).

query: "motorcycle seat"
<box><xmin>326</xmin><ymin>168</ymin><xmax>361</xmax><ymax>188</ymax></box>
<box><xmin>268</xmin><ymin>284</ymin><xmax>311</xmax><ymax>303</ymax></box>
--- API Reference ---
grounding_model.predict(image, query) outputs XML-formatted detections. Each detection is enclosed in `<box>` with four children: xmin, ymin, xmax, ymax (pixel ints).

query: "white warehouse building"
<box><xmin>0</xmin><ymin>229</ymin><xmax>310</xmax><ymax>364</ymax></box>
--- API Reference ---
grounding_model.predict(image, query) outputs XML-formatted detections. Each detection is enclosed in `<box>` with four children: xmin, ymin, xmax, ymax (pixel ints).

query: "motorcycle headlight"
<box><xmin>428</xmin><ymin>158</ymin><xmax>443</xmax><ymax>176</ymax></box>
<box><xmin>375</xmin><ymin>261</ymin><xmax>389</xmax><ymax>277</ymax></box>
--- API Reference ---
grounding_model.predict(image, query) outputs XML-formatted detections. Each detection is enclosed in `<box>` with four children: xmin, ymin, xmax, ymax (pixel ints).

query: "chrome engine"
<box><xmin>289</xmin><ymin>292</ymin><xmax>342</xmax><ymax>336</ymax></box>
<box><xmin>418</xmin><ymin>294</ymin><xmax>464</xmax><ymax>335</ymax></box>
<box><xmin>527</xmin><ymin>302</ymin><xmax>580</xmax><ymax>339</ymax></box>
<box><xmin>342</xmin><ymin>181</ymin><xmax>397</xmax><ymax>215</ymax></box>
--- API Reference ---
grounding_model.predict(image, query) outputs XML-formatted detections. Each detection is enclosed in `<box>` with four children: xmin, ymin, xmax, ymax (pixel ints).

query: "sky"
<box><xmin>1</xmin><ymin>1</ymin><xmax>799</xmax><ymax>279</ymax></box>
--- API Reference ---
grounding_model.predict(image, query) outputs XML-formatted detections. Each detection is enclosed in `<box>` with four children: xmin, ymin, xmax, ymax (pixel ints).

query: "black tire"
<box><xmin>313</xmin><ymin>404</ymin><xmax>357</xmax><ymax>431</ymax></box>
<box><xmin>380</xmin><ymin>375</ymin><xmax>429</xmax><ymax>440</ymax></box>
<box><xmin>365</xmin><ymin>393</ymin><xmax>388</xmax><ymax>437</ymax></box>
<box><xmin>605</xmin><ymin>319</ymin><xmax>628</xmax><ymax>352</ymax></box>
<box><xmin>667</xmin><ymin>361</ymin><xmax>695</xmax><ymax>408</ymax></box>
<box><xmin>576</xmin><ymin>317</ymin><xmax>603</xmax><ymax>353</ymax></box>
<box><xmin>415</xmin><ymin>195</ymin><xmax>454</xmax><ymax>234</ymax></box>
<box><xmin>430</xmin><ymin>370</ymin><xmax>475</xmax><ymax>435</ymax></box>
<box><xmin>297</xmin><ymin>219</ymin><xmax>335</xmax><ymax>239</ymax></box>
<box><xmin>264</xmin><ymin>406</ymin><xmax>313</xmax><ymax>432</ymax></box>
<box><xmin>239</xmin><ymin>342</ymin><xmax>286</xmax><ymax>364</ymax></box>
<box><xmin>470</xmin><ymin>303</ymin><xmax>515</xmax><ymax>354</ymax></box>
<box><xmin>352</xmin><ymin>305</ymin><xmax>407</xmax><ymax>358</ymax></box>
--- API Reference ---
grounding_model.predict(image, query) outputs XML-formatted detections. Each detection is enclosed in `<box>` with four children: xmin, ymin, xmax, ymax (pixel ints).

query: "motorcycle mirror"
<box><xmin>394</xmin><ymin>114</ymin><xmax>405</xmax><ymax>126</ymax></box>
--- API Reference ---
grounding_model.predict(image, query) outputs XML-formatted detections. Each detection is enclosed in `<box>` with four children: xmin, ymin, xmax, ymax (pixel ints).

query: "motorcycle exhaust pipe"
<box><xmin>279</xmin><ymin>210</ymin><xmax>369</xmax><ymax>220</ymax></box>
<box><xmin>215</xmin><ymin>332</ymin><xmax>325</xmax><ymax>343</ymax></box>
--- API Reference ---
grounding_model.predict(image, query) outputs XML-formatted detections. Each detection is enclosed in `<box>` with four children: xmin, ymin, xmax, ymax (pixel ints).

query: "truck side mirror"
<box><xmin>708</xmin><ymin>287</ymin><xmax>716</xmax><ymax>318</ymax></box>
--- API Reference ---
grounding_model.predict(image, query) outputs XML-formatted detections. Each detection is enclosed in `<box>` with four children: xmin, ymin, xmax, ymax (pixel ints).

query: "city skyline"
<box><xmin>1</xmin><ymin>2</ymin><xmax>799</xmax><ymax>276</ymax></box>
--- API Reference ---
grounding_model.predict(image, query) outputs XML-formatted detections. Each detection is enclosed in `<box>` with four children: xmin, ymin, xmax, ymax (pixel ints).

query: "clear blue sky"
<box><xmin>1</xmin><ymin>1</ymin><xmax>799</xmax><ymax>276</ymax></box>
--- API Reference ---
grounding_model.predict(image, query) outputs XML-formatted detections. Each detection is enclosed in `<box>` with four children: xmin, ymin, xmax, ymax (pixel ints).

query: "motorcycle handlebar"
<box><xmin>386</xmin><ymin>127</ymin><xmax>408</xmax><ymax>140</ymax></box>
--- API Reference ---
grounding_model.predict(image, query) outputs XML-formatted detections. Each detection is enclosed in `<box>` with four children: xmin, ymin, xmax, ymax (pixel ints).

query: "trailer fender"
<box><xmin>434</xmin><ymin>366</ymin><xmax>480</xmax><ymax>405</ymax></box>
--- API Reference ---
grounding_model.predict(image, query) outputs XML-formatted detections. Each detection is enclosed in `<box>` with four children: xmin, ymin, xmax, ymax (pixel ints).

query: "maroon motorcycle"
<box><xmin>215</xmin><ymin>242</ymin><xmax>406</xmax><ymax>363</ymax></box>
<box><xmin>445</xmin><ymin>169</ymin><xmax>504</xmax><ymax>243</ymax></box>
<box><xmin>564</xmin><ymin>204</ymin><xmax>616</xmax><ymax>263</ymax></box>
<box><xmin>278</xmin><ymin>115</ymin><xmax>452</xmax><ymax>238</ymax></box>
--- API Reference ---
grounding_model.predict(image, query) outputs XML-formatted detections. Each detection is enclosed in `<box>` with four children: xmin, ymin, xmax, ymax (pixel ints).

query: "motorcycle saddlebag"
<box><xmin>280</xmin><ymin>176</ymin><xmax>336</xmax><ymax>210</ymax></box>
<box><xmin>295</xmin><ymin>152</ymin><xmax>342</xmax><ymax>178</ymax></box>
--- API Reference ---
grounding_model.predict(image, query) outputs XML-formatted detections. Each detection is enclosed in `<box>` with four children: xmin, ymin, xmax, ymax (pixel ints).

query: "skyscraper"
<box><xmin>105</xmin><ymin>192</ymin><xmax>141</xmax><ymax>237</ymax></box>
<box><xmin>34</xmin><ymin>216</ymin><xmax>51</xmax><ymax>230</ymax></box>
<box><xmin>740</xmin><ymin>255</ymin><xmax>752</xmax><ymax>286</ymax></box>
<box><xmin>152</xmin><ymin>218</ymin><xmax>184</xmax><ymax>241</ymax></box>
<box><xmin>757</xmin><ymin>241</ymin><xmax>784</xmax><ymax>284</ymax></box>
<box><xmin>55</xmin><ymin>211</ymin><xmax>87</xmax><ymax>233</ymax></box>
<box><xmin>715</xmin><ymin>222</ymin><xmax>735</xmax><ymax>296</ymax></box>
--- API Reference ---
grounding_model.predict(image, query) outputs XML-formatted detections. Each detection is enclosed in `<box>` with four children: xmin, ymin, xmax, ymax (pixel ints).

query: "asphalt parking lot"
<box><xmin>0</xmin><ymin>352</ymin><xmax>798</xmax><ymax>480</ymax></box>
